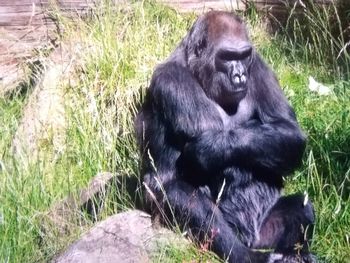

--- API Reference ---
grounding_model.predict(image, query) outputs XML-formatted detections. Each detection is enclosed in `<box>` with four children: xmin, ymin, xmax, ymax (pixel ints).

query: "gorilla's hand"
<box><xmin>182</xmin><ymin>130</ymin><xmax>239</xmax><ymax>173</ymax></box>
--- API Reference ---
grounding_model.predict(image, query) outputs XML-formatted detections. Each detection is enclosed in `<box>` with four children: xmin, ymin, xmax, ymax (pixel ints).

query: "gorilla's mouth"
<box><xmin>213</xmin><ymin>71</ymin><xmax>247</xmax><ymax>100</ymax></box>
<box><xmin>217</xmin><ymin>73</ymin><xmax>247</xmax><ymax>100</ymax></box>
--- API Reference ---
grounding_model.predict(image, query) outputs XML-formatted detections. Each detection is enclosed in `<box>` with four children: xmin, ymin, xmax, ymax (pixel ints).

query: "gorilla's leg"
<box><xmin>159</xmin><ymin>179</ymin><xmax>270</xmax><ymax>263</ymax></box>
<box><xmin>253</xmin><ymin>193</ymin><xmax>315</xmax><ymax>254</ymax></box>
<box><xmin>218</xmin><ymin>177</ymin><xmax>281</xmax><ymax>248</ymax></box>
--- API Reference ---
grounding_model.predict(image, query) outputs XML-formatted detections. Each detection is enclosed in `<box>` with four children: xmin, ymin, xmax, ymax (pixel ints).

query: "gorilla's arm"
<box><xmin>183</xmin><ymin>119</ymin><xmax>305</xmax><ymax>176</ymax></box>
<box><xmin>182</xmin><ymin>56</ymin><xmax>306</xmax><ymax>176</ymax></box>
<box><xmin>149</xmin><ymin>61</ymin><xmax>224</xmax><ymax>143</ymax></box>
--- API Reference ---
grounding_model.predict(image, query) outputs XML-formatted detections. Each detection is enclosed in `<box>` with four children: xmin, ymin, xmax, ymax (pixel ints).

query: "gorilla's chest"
<box><xmin>215</xmin><ymin>97</ymin><xmax>254</xmax><ymax>128</ymax></box>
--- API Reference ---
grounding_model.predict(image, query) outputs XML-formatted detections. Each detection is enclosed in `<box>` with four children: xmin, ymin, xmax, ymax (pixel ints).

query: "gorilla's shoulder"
<box><xmin>152</xmin><ymin>61</ymin><xmax>196</xmax><ymax>87</ymax></box>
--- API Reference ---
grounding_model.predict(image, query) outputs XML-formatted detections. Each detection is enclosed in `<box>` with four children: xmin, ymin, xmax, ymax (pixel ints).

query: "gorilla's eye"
<box><xmin>195</xmin><ymin>39</ymin><xmax>207</xmax><ymax>57</ymax></box>
<box><xmin>217</xmin><ymin>46</ymin><xmax>252</xmax><ymax>61</ymax></box>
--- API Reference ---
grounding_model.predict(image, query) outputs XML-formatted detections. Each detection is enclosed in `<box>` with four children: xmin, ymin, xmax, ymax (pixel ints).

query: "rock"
<box><xmin>53</xmin><ymin>210</ymin><xmax>188</xmax><ymax>263</ymax></box>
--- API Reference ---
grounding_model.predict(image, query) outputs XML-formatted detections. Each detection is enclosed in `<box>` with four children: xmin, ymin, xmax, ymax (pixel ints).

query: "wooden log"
<box><xmin>247</xmin><ymin>0</ymin><xmax>332</xmax><ymax>6</ymax></box>
<box><xmin>161</xmin><ymin>0</ymin><xmax>245</xmax><ymax>13</ymax></box>
<box><xmin>244</xmin><ymin>0</ymin><xmax>344</xmax><ymax>31</ymax></box>
<box><xmin>0</xmin><ymin>0</ymin><xmax>95</xmax><ymax>94</ymax></box>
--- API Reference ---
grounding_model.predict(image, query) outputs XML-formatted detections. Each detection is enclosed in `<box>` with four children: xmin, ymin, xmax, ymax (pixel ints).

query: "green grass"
<box><xmin>0</xmin><ymin>1</ymin><xmax>349</xmax><ymax>262</ymax></box>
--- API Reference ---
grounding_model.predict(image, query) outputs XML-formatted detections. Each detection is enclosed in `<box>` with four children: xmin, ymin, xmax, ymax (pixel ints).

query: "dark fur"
<box><xmin>135</xmin><ymin>11</ymin><xmax>315</xmax><ymax>263</ymax></box>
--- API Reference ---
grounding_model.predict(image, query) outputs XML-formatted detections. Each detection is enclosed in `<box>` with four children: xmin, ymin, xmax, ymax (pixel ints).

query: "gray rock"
<box><xmin>53</xmin><ymin>210</ymin><xmax>187</xmax><ymax>263</ymax></box>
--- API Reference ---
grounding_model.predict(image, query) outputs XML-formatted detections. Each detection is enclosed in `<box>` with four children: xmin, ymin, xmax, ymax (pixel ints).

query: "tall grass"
<box><xmin>0</xmin><ymin>1</ymin><xmax>349</xmax><ymax>262</ymax></box>
<box><xmin>280</xmin><ymin>0</ymin><xmax>350</xmax><ymax>77</ymax></box>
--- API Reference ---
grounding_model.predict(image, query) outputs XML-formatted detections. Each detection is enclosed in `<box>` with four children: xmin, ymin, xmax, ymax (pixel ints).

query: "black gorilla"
<box><xmin>135</xmin><ymin>11</ymin><xmax>315</xmax><ymax>263</ymax></box>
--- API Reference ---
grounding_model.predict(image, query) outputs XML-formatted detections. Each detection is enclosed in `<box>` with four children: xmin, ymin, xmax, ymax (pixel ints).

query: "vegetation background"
<box><xmin>0</xmin><ymin>1</ymin><xmax>349</xmax><ymax>262</ymax></box>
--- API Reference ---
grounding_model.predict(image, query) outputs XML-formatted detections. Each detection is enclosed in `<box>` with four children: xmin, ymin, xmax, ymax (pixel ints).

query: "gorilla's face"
<box><xmin>213</xmin><ymin>37</ymin><xmax>252</xmax><ymax>98</ymax></box>
<box><xmin>187</xmin><ymin>11</ymin><xmax>253</xmax><ymax>113</ymax></box>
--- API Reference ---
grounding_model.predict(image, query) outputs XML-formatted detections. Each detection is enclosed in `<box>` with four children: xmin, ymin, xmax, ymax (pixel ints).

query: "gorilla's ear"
<box><xmin>247</xmin><ymin>48</ymin><xmax>256</xmax><ymax>72</ymax></box>
<box><xmin>194</xmin><ymin>38</ymin><xmax>207</xmax><ymax>57</ymax></box>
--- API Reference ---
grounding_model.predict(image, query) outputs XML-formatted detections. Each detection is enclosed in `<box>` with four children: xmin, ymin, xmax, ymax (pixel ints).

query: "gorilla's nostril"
<box><xmin>233</xmin><ymin>75</ymin><xmax>241</xmax><ymax>85</ymax></box>
<box><xmin>232</xmin><ymin>72</ymin><xmax>247</xmax><ymax>86</ymax></box>
<box><xmin>241</xmin><ymin>74</ymin><xmax>246</xmax><ymax>84</ymax></box>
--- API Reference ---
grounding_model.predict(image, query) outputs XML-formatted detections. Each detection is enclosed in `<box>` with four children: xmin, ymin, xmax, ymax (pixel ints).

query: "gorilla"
<box><xmin>135</xmin><ymin>11</ymin><xmax>315</xmax><ymax>263</ymax></box>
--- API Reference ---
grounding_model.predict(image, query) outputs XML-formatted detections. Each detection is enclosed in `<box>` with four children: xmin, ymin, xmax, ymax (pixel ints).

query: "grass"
<box><xmin>0</xmin><ymin>1</ymin><xmax>349</xmax><ymax>262</ymax></box>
